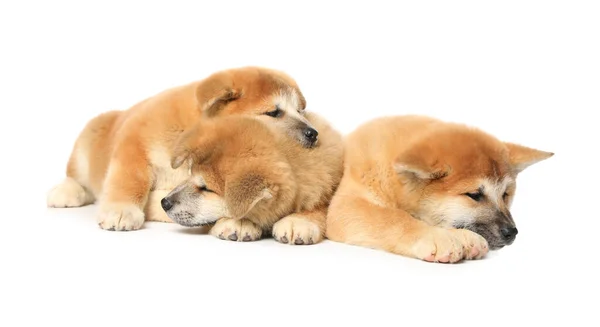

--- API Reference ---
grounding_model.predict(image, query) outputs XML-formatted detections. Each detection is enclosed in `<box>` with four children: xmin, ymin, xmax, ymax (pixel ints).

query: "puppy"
<box><xmin>46</xmin><ymin>66</ymin><xmax>318</xmax><ymax>231</ymax></box>
<box><xmin>326</xmin><ymin>115</ymin><xmax>553</xmax><ymax>263</ymax></box>
<box><xmin>162</xmin><ymin>113</ymin><xmax>344</xmax><ymax>244</ymax></box>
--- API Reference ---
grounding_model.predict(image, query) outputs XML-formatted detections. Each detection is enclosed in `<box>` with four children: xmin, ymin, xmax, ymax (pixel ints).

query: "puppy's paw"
<box><xmin>412</xmin><ymin>228</ymin><xmax>489</xmax><ymax>263</ymax></box>
<box><xmin>97</xmin><ymin>203</ymin><xmax>145</xmax><ymax>231</ymax></box>
<box><xmin>209</xmin><ymin>218</ymin><xmax>262</xmax><ymax>242</ymax></box>
<box><xmin>272</xmin><ymin>215</ymin><xmax>323</xmax><ymax>245</ymax></box>
<box><xmin>47</xmin><ymin>178</ymin><xmax>94</xmax><ymax>208</ymax></box>
<box><xmin>455</xmin><ymin>229</ymin><xmax>489</xmax><ymax>260</ymax></box>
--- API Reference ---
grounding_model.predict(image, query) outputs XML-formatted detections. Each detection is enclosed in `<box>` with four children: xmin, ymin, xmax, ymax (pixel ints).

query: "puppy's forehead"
<box><xmin>193</xmin><ymin>174</ymin><xmax>206</xmax><ymax>185</ymax></box>
<box><xmin>192</xmin><ymin>165</ymin><xmax>219</xmax><ymax>184</ymax></box>
<box><xmin>448</xmin><ymin>149</ymin><xmax>511</xmax><ymax>180</ymax></box>
<box><xmin>480</xmin><ymin>176</ymin><xmax>514</xmax><ymax>192</ymax></box>
<box><xmin>272</xmin><ymin>90</ymin><xmax>298</xmax><ymax>106</ymax></box>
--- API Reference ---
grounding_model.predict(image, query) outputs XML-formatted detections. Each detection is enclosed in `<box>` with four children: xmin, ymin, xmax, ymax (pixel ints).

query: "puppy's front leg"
<box><xmin>209</xmin><ymin>218</ymin><xmax>262</xmax><ymax>242</ymax></box>
<box><xmin>97</xmin><ymin>140</ymin><xmax>151</xmax><ymax>231</ymax></box>
<box><xmin>327</xmin><ymin>196</ymin><xmax>489</xmax><ymax>263</ymax></box>
<box><xmin>272</xmin><ymin>206</ymin><xmax>327</xmax><ymax>245</ymax></box>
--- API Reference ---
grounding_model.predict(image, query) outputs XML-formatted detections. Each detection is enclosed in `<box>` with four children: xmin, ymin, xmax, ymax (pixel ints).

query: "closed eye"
<box><xmin>198</xmin><ymin>185</ymin><xmax>214</xmax><ymax>193</ymax></box>
<box><xmin>264</xmin><ymin>107</ymin><xmax>283</xmax><ymax>118</ymax></box>
<box><xmin>464</xmin><ymin>192</ymin><xmax>484</xmax><ymax>202</ymax></box>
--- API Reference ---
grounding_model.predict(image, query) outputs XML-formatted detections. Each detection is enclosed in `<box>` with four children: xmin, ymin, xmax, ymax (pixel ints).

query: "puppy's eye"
<box><xmin>198</xmin><ymin>185</ymin><xmax>214</xmax><ymax>193</ymax></box>
<box><xmin>465</xmin><ymin>192</ymin><xmax>484</xmax><ymax>202</ymax></box>
<box><xmin>265</xmin><ymin>107</ymin><xmax>283</xmax><ymax>118</ymax></box>
<box><xmin>503</xmin><ymin>192</ymin><xmax>509</xmax><ymax>200</ymax></box>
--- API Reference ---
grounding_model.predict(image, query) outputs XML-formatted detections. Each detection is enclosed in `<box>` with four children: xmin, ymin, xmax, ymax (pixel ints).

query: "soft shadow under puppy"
<box><xmin>175</xmin><ymin>225</ymin><xmax>212</xmax><ymax>235</ymax></box>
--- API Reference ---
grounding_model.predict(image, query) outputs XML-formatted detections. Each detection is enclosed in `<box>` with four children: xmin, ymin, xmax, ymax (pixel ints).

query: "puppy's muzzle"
<box><xmin>303</xmin><ymin>127</ymin><xmax>318</xmax><ymax>145</ymax></box>
<box><xmin>500</xmin><ymin>226</ymin><xmax>518</xmax><ymax>244</ymax></box>
<box><xmin>161</xmin><ymin>197</ymin><xmax>174</xmax><ymax>211</ymax></box>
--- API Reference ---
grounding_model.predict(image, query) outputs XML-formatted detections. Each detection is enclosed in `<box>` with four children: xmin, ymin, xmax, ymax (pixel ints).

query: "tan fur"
<box><xmin>163</xmin><ymin>113</ymin><xmax>344</xmax><ymax>245</ymax></box>
<box><xmin>46</xmin><ymin>66</ymin><xmax>313</xmax><ymax>231</ymax></box>
<box><xmin>326</xmin><ymin>115</ymin><xmax>553</xmax><ymax>263</ymax></box>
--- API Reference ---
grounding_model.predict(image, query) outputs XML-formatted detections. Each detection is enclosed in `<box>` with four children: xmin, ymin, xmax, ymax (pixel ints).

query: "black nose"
<box><xmin>500</xmin><ymin>227</ymin><xmax>518</xmax><ymax>241</ymax></box>
<box><xmin>161</xmin><ymin>197</ymin><xmax>173</xmax><ymax>211</ymax></box>
<box><xmin>303</xmin><ymin>127</ymin><xmax>318</xmax><ymax>143</ymax></box>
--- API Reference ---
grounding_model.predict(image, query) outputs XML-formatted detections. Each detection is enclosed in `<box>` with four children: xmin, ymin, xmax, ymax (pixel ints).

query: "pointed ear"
<box><xmin>196</xmin><ymin>72</ymin><xmax>242</xmax><ymax>117</ymax></box>
<box><xmin>224</xmin><ymin>173</ymin><xmax>275</xmax><ymax>219</ymax></box>
<box><xmin>171</xmin><ymin>123</ymin><xmax>218</xmax><ymax>169</ymax></box>
<box><xmin>505</xmin><ymin>142</ymin><xmax>554</xmax><ymax>173</ymax></box>
<box><xmin>394</xmin><ymin>151</ymin><xmax>449</xmax><ymax>180</ymax></box>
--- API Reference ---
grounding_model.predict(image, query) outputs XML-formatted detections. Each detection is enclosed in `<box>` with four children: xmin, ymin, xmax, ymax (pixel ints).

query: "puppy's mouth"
<box><xmin>176</xmin><ymin>220</ymin><xmax>212</xmax><ymax>228</ymax></box>
<box><xmin>300</xmin><ymin>137</ymin><xmax>318</xmax><ymax>149</ymax></box>
<box><xmin>454</xmin><ymin>223</ymin><xmax>513</xmax><ymax>250</ymax></box>
<box><xmin>293</xmin><ymin>123</ymin><xmax>319</xmax><ymax>149</ymax></box>
<box><xmin>168</xmin><ymin>212</ymin><xmax>213</xmax><ymax>228</ymax></box>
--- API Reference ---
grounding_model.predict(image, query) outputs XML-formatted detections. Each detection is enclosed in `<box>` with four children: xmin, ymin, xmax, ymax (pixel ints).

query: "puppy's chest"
<box><xmin>148</xmin><ymin>146</ymin><xmax>190</xmax><ymax>190</ymax></box>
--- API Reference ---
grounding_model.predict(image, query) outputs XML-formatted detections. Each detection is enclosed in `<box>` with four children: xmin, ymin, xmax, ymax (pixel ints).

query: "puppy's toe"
<box><xmin>456</xmin><ymin>230</ymin><xmax>489</xmax><ymax>260</ymax></box>
<box><xmin>209</xmin><ymin>218</ymin><xmax>262</xmax><ymax>242</ymax></box>
<box><xmin>272</xmin><ymin>215</ymin><xmax>323</xmax><ymax>246</ymax></box>
<box><xmin>412</xmin><ymin>228</ymin><xmax>465</xmax><ymax>264</ymax></box>
<box><xmin>97</xmin><ymin>203</ymin><xmax>145</xmax><ymax>231</ymax></box>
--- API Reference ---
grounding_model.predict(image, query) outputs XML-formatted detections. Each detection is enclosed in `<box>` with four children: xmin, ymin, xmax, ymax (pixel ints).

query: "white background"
<box><xmin>1</xmin><ymin>1</ymin><xmax>598</xmax><ymax>326</ymax></box>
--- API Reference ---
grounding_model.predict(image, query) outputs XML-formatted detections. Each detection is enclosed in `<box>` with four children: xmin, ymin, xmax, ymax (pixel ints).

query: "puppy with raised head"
<box><xmin>47</xmin><ymin>66</ymin><xmax>319</xmax><ymax>231</ymax></box>
<box><xmin>161</xmin><ymin>113</ymin><xmax>343</xmax><ymax>245</ymax></box>
<box><xmin>326</xmin><ymin>115</ymin><xmax>553</xmax><ymax>263</ymax></box>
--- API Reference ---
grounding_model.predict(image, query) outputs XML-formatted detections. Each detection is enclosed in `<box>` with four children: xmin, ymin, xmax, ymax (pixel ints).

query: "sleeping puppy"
<box><xmin>326</xmin><ymin>115</ymin><xmax>553</xmax><ymax>263</ymax></box>
<box><xmin>46</xmin><ymin>66</ymin><xmax>318</xmax><ymax>231</ymax></box>
<box><xmin>161</xmin><ymin>113</ymin><xmax>344</xmax><ymax>244</ymax></box>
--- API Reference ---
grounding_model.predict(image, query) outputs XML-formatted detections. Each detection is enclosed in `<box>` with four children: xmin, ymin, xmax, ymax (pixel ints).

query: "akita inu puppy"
<box><xmin>326</xmin><ymin>115</ymin><xmax>553</xmax><ymax>263</ymax></box>
<box><xmin>161</xmin><ymin>113</ymin><xmax>343</xmax><ymax>244</ymax></box>
<box><xmin>46</xmin><ymin>66</ymin><xmax>318</xmax><ymax>231</ymax></box>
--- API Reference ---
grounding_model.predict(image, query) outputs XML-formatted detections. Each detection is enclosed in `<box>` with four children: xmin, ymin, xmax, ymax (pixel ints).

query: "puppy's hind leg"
<box><xmin>272</xmin><ymin>205</ymin><xmax>327</xmax><ymax>245</ymax></box>
<box><xmin>47</xmin><ymin>144</ymin><xmax>95</xmax><ymax>208</ymax></box>
<box><xmin>47</xmin><ymin>110</ymin><xmax>121</xmax><ymax>208</ymax></box>
<box><xmin>47</xmin><ymin>177</ymin><xmax>95</xmax><ymax>208</ymax></box>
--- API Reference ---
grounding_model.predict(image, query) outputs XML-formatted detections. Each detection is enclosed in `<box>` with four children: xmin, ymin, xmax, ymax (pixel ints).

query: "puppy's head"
<box><xmin>161</xmin><ymin>117</ymin><xmax>296</xmax><ymax>227</ymax></box>
<box><xmin>195</xmin><ymin>66</ymin><xmax>318</xmax><ymax>148</ymax></box>
<box><xmin>395</xmin><ymin>126</ymin><xmax>553</xmax><ymax>250</ymax></box>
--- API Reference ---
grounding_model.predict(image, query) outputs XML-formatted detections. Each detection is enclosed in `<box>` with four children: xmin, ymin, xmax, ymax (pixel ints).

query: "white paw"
<box><xmin>209</xmin><ymin>218</ymin><xmax>262</xmax><ymax>241</ymax></box>
<box><xmin>97</xmin><ymin>203</ymin><xmax>145</xmax><ymax>231</ymax></box>
<box><xmin>412</xmin><ymin>228</ymin><xmax>489</xmax><ymax>263</ymax></box>
<box><xmin>47</xmin><ymin>177</ymin><xmax>94</xmax><ymax>208</ymax></box>
<box><xmin>272</xmin><ymin>215</ymin><xmax>323</xmax><ymax>245</ymax></box>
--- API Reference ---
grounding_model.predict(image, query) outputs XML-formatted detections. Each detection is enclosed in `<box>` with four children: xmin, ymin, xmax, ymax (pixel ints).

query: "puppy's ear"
<box><xmin>196</xmin><ymin>72</ymin><xmax>242</xmax><ymax>117</ymax></box>
<box><xmin>504</xmin><ymin>142</ymin><xmax>554</xmax><ymax>174</ymax></box>
<box><xmin>224</xmin><ymin>172</ymin><xmax>275</xmax><ymax>219</ymax></box>
<box><xmin>394</xmin><ymin>151</ymin><xmax>449</xmax><ymax>180</ymax></box>
<box><xmin>293</xmin><ymin>85</ymin><xmax>306</xmax><ymax>110</ymax></box>
<box><xmin>171</xmin><ymin>123</ymin><xmax>219</xmax><ymax>169</ymax></box>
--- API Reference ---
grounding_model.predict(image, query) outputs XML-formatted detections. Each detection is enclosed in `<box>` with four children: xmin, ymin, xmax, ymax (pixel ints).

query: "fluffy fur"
<box><xmin>46</xmin><ymin>66</ymin><xmax>319</xmax><ymax>231</ymax></box>
<box><xmin>326</xmin><ymin>115</ymin><xmax>553</xmax><ymax>263</ymax></box>
<box><xmin>162</xmin><ymin>113</ymin><xmax>344</xmax><ymax>245</ymax></box>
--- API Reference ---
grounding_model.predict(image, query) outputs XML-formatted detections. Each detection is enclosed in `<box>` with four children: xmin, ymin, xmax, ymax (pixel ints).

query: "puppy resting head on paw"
<box><xmin>394</xmin><ymin>123</ymin><xmax>553</xmax><ymax>250</ymax></box>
